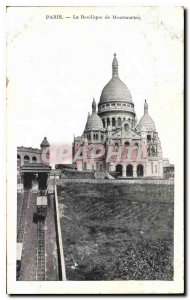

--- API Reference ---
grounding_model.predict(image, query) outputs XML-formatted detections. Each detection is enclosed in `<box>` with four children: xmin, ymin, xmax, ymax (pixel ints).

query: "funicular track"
<box><xmin>17</xmin><ymin>189</ymin><xmax>30</xmax><ymax>243</ymax></box>
<box><xmin>36</xmin><ymin>215</ymin><xmax>46</xmax><ymax>280</ymax></box>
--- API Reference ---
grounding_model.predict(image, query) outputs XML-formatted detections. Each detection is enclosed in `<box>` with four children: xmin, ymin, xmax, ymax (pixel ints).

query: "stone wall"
<box><xmin>57</xmin><ymin>178</ymin><xmax>174</xmax><ymax>185</ymax></box>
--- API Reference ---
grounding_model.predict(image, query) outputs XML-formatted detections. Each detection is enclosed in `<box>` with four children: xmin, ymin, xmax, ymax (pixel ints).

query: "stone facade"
<box><xmin>17</xmin><ymin>137</ymin><xmax>50</xmax><ymax>167</ymax></box>
<box><xmin>72</xmin><ymin>54</ymin><xmax>169</xmax><ymax>178</ymax></box>
<box><xmin>17</xmin><ymin>137</ymin><xmax>51</xmax><ymax>190</ymax></box>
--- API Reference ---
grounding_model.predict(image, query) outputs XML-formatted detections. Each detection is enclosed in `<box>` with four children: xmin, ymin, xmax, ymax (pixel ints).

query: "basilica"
<box><xmin>72</xmin><ymin>54</ymin><xmax>169</xmax><ymax>178</ymax></box>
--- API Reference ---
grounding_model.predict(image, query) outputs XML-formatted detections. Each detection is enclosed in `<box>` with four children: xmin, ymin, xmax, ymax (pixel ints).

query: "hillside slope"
<box><xmin>57</xmin><ymin>183</ymin><xmax>174</xmax><ymax>280</ymax></box>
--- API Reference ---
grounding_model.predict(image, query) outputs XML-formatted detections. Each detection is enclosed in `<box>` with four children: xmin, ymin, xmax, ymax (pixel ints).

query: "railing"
<box><xmin>99</xmin><ymin>105</ymin><xmax>135</xmax><ymax>113</ymax></box>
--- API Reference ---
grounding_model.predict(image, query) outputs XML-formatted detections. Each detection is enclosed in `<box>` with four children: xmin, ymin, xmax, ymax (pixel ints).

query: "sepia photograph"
<box><xmin>6</xmin><ymin>6</ymin><xmax>184</xmax><ymax>294</ymax></box>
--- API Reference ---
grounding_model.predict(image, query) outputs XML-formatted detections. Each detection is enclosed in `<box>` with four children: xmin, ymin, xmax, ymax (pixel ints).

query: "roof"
<box><xmin>37</xmin><ymin>196</ymin><xmax>48</xmax><ymax>206</ymax></box>
<box><xmin>100</xmin><ymin>76</ymin><xmax>133</xmax><ymax>104</ymax></box>
<box><xmin>85</xmin><ymin>112</ymin><xmax>103</xmax><ymax>131</ymax></box>
<box><xmin>99</xmin><ymin>54</ymin><xmax>133</xmax><ymax>105</ymax></box>
<box><xmin>40</xmin><ymin>137</ymin><xmax>50</xmax><ymax>147</ymax></box>
<box><xmin>20</xmin><ymin>163</ymin><xmax>51</xmax><ymax>173</ymax></box>
<box><xmin>17</xmin><ymin>146</ymin><xmax>41</xmax><ymax>154</ymax></box>
<box><xmin>55</xmin><ymin>164</ymin><xmax>77</xmax><ymax>170</ymax></box>
<box><xmin>138</xmin><ymin>114</ymin><xmax>156</xmax><ymax>132</ymax></box>
<box><xmin>138</xmin><ymin>100</ymin><xmax>156</xmax><ymax>132</ymax></box>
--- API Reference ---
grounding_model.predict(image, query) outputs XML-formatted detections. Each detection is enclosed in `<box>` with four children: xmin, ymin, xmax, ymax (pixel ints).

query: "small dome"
<box><xmin>138</xmin><ymin>114</ymin><xmax>156</xmax><ymax>132</ymax></box>
<box><xmin>40</xmin><ymin>137</ymin><xmax>50</xmax><ymax>147</ymax></box>
<box><xmin>85</xmin><ymin>113</ymin><xmax>103</xmax><ymax>131</ymax></box>
<box><xmin>100</xmin><ymin>77</ymin><xmax>132</xmax><ymax>104</ymax></box>
<box><xmin>138</xmin><ymin>100</ymin><xmax>156</xmax><ymax>132</ymax></box>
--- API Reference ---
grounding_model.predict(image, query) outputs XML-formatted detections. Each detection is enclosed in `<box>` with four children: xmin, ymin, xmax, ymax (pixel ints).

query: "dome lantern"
<box><xmin>112</xmin><ymin>53</ymin><xmax>119</xmax><ymax>78</ymax></box>
<box><xmin>144</xmin><ymin>100</ymin><xmax>148</xmax><ymax>115</ymax></box>
<box><xmin>92</xmin><ymin>98</ymin><xmax>96</xmax><ymax>113</ymax></box>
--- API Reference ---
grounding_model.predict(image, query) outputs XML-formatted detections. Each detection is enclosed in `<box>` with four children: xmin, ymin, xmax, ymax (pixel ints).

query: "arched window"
<box><xmin>32</xmin><ymin>156</ymin><xmax>37</xmax><ymax>163</ymax></box>
<box><xmin>124</xmin><ymin>123</ymin><xmax>129</xmax><ymax>132</ymax></box>
<box><xmin>115</xmin><ymin>143</ymin><xmax>119</xmax><ymax>152</ymax></box>
<box><xmin>93</xmin><ymin>134</ymin><xmax>96</xmax><ymax>140</ymax></box>
<box><xmin>112</xmin><ymin>117</ymin><xmax>116</xmax><ymax>126</ymax></box>
<box><xmin>107</xmin><ymin>118</ymin><xmax>110</xmax><ymax>126</ymax></box>
<box><xmin>118</xmin><ymin>117</ymin><xmax>121</xmax><ymax>126</ymax></box>
<box><xmin>101</xmin><ymin>134</ymin><xmax>104</xmax><ymax>141</ymax></box>
<box><xmin>116</xmin><ymin>164</ymin><xmax>122</xmax><ymax>176</ymax></box>
<box><xmin>24</xmin><ymin>155</ymin><xmax>30</xmax><ymax>165</ymax></box>
<box><xmin>96</xmin><ymin>134</ymin><xmax>98</xmax><ymax>140</ymax></box>
<box><xmin>124</xmin><ymin>142</ymin><xmax>130</xmax><ymax>159</ymax></box>
<box><xmin>103</xmin><ymin>119</ymin><xmax>105</xmax><ymax>128</ymax></box>
<box><xmin>17</xmin><ymin>154</ymin><xmax>21</xmax><ymax>166</ymax></box>
<box><xmin>137</xmin><ymin>164</ymin><xmax>144</xmax><ymax>176</ymax></box>
<box><xmin>126</xmin><ymin>164</ymin><xmax>133</xmax><ymax>177</ymax></box>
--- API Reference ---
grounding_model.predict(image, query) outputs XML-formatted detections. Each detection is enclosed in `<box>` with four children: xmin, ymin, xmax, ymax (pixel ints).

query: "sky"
<box><xmin>6</xmin><ymin>6</ymin><xmax>183</xmax><ymax>165</ymax></box>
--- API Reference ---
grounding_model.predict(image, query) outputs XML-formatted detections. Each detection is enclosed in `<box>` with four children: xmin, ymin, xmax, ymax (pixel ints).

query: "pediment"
<box><xmin>112</xmin><ymin>124</ymin><xmax>141</xmax><ymax>139</ymax></box>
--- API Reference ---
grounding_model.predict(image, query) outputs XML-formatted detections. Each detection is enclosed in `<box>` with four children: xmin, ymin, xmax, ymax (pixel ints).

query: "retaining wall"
<box><xmin>57</xmin><ymin>178</ymin><xmax>174</xmax><ymax>185</ymax></box>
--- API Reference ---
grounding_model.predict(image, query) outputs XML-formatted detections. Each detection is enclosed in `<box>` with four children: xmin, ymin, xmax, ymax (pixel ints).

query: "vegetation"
<box><xmin>57</xmin><ymin>183</ymin><xmax>174</xmax><ymax>280</ymax></box>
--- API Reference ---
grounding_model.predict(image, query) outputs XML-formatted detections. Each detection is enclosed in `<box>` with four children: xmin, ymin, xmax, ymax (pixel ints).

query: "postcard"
<box><xmin>6</xmin><ymin>6</ymin><xmax>184</xmax><ymax>294</ymax></box>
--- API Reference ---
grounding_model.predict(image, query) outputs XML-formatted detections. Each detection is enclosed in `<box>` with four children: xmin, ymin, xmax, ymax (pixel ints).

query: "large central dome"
<box><xmin>100</xmin><ymin>77</ymin><xmax>132</xmax><ymax>104</ymax></box>
<box><xmin>99</xmin><ymin>54</ymin><xmax>133</xmax><ymax>104</ymax></box>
